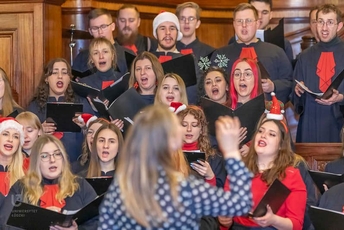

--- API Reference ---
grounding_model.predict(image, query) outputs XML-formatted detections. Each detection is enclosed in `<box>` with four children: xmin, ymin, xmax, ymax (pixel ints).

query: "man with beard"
<box><xmin>151</xmin><ymin>11</ymin><xmax>183</xmax><ymax>63</ymax></box>
<box><xmin>293</xmin><ymin>4</ymin><xmax>344</xmax><ymax>143</ymax></box>
<box><xmin>175</xmin><ymin>2</ymin><xmax>215</xmax><ymax>65</ymax></box>
<box><xmin>115</xmin><ymin>4</ymin><xmax>157</xmax><ymax>54</ymax></box>
<box><xmin>72</xmin><ymin>8</ymin><xmax>134</xmax><ymax>76</ymax></box>
<box><xmin>210</xmin><ymin>3</ymin><xmax>292</xmax><ymax>104</ymax></box>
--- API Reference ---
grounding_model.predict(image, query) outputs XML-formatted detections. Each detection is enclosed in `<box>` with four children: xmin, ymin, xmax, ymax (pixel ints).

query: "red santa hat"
<box><xmin>169</xmin><ymin>102</ymin><xmax>187</xmax><ymax>114</ymax></box>
<box><xmin>0</xmin><ymin>117</ymin><xmax>24</xmax><ymax>145</ymax></box>
<box><xmin>153</xmin><ymin>11</ymin><xmax>183</xmax><ymax>41</ymax></box>
<box><xmin>77</xmin><ymin>113</ymin><xmax>97</xmax><ymax>127</ymax></box>
<box><xmin>266</xmin><ymin>92</ymin><xmax>284</xmax><ymax>120</ymax></box>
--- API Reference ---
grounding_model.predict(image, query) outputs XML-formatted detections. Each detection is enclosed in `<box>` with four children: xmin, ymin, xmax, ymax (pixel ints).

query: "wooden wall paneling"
<box><xmin>0</xmin><ymin>1</ymin><xmax>64</xmax><ymax>108</ymax></box>
<box><xmin>295</xmin><ymin>143</ymin><xmax>342</xmax><ymax>171</ymax></box>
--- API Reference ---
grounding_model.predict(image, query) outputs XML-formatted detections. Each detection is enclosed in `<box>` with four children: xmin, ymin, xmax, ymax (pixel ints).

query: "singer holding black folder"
<box><xmin>27</xmin><ymin>58</ymin><xmax>95</xmax><ymax>163</ymax></box>
<box><xmin>98</xmin><ymin>105</ymin><xmax>253</xmax><ymax>229</ymax></box>
<box><xmin>292</xmin><ymin>4</ymin><xmax>344</xmax><ymax>143</ymax></box>
<box><xmin>0</xmin><ymin>135</ymin><xmax>98</xmax><ymax>230</ymax></box>
<box><xmin>177</xmin><ymin>105</ymin><xmax>226</xmax><ymax>188</ymax></box>
<box><xmin>128</xmin><ymin>51</ymin><xmax>164</xmax><ymax>105</ymax></box>
<box><xmin>219</xmin><ymin>105</ymin><xmax>306</xmax><ymax>230</ymax></box>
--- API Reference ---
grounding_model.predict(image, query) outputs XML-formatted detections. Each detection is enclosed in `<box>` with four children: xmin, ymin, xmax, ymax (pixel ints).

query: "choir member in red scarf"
<box><xmin>177</xmin><ymin>105</ymin><xmax>226</xmax><ymax>188</ymax></box>
<box><xmin>0</xmin><ymin>135</ymin><xmax>98</xmax><ymax>229</ymax></box>
<box><xmin>0</xmin><ymin>117</ymin><xmax>26</xmax><ymax>197</ymax></box>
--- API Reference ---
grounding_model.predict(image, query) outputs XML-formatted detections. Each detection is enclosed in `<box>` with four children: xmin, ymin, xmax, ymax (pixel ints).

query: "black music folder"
<box><xmin>7</xmin><ymin>193</ymin><xmax>105</xmax><ymax>230</ymax></box>
<box><xmin>295</xmin><ymin>68</ymin><xmax>344</xmax><ymax>100</ymax></box>
<box><xmin>309</xmin><ymin>170</ymin><xmax>344</xmax><ymax>194</ymax></box>
<box><xmin>162</xmin><ymin>54</ymin><xmax>197</xmax><ymax>87</ymax></box>
<box><xmin>7</xmin><ymin>110</ymin><xmax>19</xmax><ymax>118</ymax></box>
<box><xmin>86</xmin><ymin>177</ymin><xmax>113</xmax><ymax>195</ymax></box>
<box><xmin>309</xmin><ymin>206</ymin><xmax>344</xmax><ymax>230</ymax></box>
<box><xmin>71</xmin><ymin>72</ymin><xmax>130</xmax><ymax>103</ymax></box>
<box><xmin>72</xmin><ymin>68</ymin><xmax>94</xmax><ymax>80</ymax></box>
<box><xmin>249</xmin><ymin>179</ymin><xmax>291</xmax><ymax>217</ymax></box>
<box><xmin>125</xmin><ymin>51</ymin><xmax>136</xmax><ymax>71</ymax></box>
<box><xmin>107</xmin><ymin>88</ymin><xmax>146</xmax><ymax>122</ymax></box>
<box><xmin>200</xmin><ymin>93</ymin><xmax>265</xmax><ymax>144</ymax></box>
<box><xmin>46</xmin><ymin>103</ymin><xmax>83</xmax><ymax>132</ymax></box>
<box><xmin>183</xmin><ymin>151</ymin><xmax>206</xmax><ymax>164</ymax></box>
<box><xmin>257</xmin><ymin>61</ymin><xmax>270</xmax><ymax>79</ymax></box>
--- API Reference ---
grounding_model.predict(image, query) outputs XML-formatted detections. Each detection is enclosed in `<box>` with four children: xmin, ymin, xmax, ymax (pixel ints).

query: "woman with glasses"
<box><xmin>0</xmin><ymin>135</ymin><xmax>98</xmax><ymax>229</ymax></box>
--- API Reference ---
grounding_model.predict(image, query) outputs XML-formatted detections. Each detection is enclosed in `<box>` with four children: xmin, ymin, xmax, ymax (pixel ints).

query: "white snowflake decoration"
<box><xmin>198</xmin><ymin>56</ymin><xmax>211</xmax><ymax>71</ymax></box>
<box><xmin>214</xmin><ymin>54</ymin><xmax>229</xmax><ymax>68</ymax></box>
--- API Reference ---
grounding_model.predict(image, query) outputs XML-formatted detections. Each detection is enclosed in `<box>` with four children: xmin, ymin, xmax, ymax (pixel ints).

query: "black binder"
<box><xmin>161</xmin><ymin>54</ymin><xmax>197</xmax><ymax>87</ymax></box>
<box><xmin>183</xmin><ymin>151</ymin><xmax>206</xmax><ymax>164</ymax></box>
<box><xmin>86</xmin><ymin>177</ymin><xmax>113</xmax><ymax>195</ymax></box>
<box><xmin>7</xmin><ymin>193</ymin><xmax>105</xmax><ymax>230</ymax></box>
<box><xmin>200</xmin><ymin>93</ymin><xmax>265</xmax><ymax>144</ymax></box>
<box><xmin>249</xmin><ymin>178</ymin><xmax>291</xmax><ymax>217</ymax></box>
<box><xmin>46</xmin><ymin>103</ymin><xmax>83</xmax><ymax>132</ymax></box>
<box><xmin>309</xmin><ymin>170</ymin><xmax>344</xmax><ymax>194</ymax></box>
<box><xmin>309</xmin><ymin>206</ymin><xmax>344</xmax><ymax>230</ymax></box>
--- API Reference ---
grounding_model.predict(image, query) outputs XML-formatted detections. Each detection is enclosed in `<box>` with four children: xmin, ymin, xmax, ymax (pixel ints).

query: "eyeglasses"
<box><xmin>234</xmin><ymin>18</ymin><xmax>256</xmax><ymax>26</ymax></box>
<box><xmin>40</xmin><ymin>152</ymin><xmax>63</xmax><ymax>162</ymax></box>
<box><xmin>233</xmin><ymin>71</ymin><xmax>253</xmax><ymax>80</ymax></box>
<box><xmin>179</xmin><ymin>16</ymin><xmax>197</xmax><ymax>24</ymax></box>
<box><xmin>90</xmin><ymin>22</ymin><xmax>113</xmax><ymax>33</ymax></box>
<box><xmin>317</xmin><ymin>19</ymin><xmax>337</xmax><ymax>27</ymax></box>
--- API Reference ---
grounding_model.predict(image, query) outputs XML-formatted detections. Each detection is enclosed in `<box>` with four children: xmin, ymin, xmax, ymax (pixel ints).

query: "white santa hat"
<box><xmin>77</xmin><ymin>113</ymin><xmax>97</xmax><ymax>128</ymax></box>
<box><xmin>266</xmin><ymin>92</ymin><xmax>284</xmax><ymax>120</ymax></box>
<box><xmin>153</xmin><ymin>11</ymin><xmax>183</xmax><ymax>41</ymax></box>
<box><xmin>0</xmin><ymin>117</ymin><xmax>24</xmax><ymax>145</ymax></box>
<box><xmin>169</xmin><ymin>102</ymin><xmax>187</xmax><ymax>114</ymax></box>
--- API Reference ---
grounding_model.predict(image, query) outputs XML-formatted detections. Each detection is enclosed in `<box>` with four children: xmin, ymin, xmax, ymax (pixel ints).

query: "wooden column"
<box><xmin>0</xmin><ymin>0</ymin><xmax>65</xmax><ymax>109</ymax></box>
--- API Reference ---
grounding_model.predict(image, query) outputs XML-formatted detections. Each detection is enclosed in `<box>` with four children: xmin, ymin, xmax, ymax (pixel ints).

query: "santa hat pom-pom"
<box><xmin>169</xmin><ymin>102</ymin><xmax>187</xmax><ymax>114</ymax></box>
<box><xmin>78</xmin><ymin>113</ymin><xmax>98</xmax><ymax>127</ymax></box>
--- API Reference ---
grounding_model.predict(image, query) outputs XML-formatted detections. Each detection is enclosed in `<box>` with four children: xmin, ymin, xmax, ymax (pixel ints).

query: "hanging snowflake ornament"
<box><xmin>198</xmin><ymin>56</ymin><xmax>211</xmax><ymax>71</ymax></box>
<box><xmin>214</xmin><ymin>54</ymin><xmax>229</xmax><ymax>68</ymax></box>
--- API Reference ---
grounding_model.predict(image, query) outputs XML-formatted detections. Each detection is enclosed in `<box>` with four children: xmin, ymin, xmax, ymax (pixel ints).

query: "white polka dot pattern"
<box><xmin>98</xmin><ymin>158</ymin><xmax>253</xmax><ymax>229</ymax></box>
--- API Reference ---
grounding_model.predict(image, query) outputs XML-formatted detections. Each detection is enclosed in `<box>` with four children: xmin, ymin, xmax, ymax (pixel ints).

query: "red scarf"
<box><xmin>182</xmin><ymin>142</ymin><xmax>199</xmax><ymax>151</ymax></box>
<box><xmin>0</xmin><ymin>171</ymin><xmax>9</xmax><ymax>196</ymax></box>
<box><xmin>40</xmin><ymin>184</ymin><xmax>66</xmax><ymax>212</ymax></box>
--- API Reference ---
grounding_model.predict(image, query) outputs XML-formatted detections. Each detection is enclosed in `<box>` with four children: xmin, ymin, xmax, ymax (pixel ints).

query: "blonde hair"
<box><xmin>88</xmin><ymin>37</ymin><xmax>117</xmax><ymax>70</ymax></box>
<box><xmin>16</xmin><ymin>111</ymin><xmax>43</xmax><ymax>131</ymax></box>
<box><xmin>21</xmin><ymin>135</ymin><xmax>79</xmax><ymax>204</ymax></box>
<box><xmin>6</xmin><ymin>137</ymin><xmax>25</xmax><ymax>189</ymax></box>
<box><xmin>117</xmin><ymin>105</ymin><xmax>183</xmax><ymax>227</ymax></box>
<box><xmin>87</xmin><ymin>123</ymin><xmax>124</xmax><ymax>178</ymax></box>
<box><xmin>154</xmin><ymin>73</ymin><xmax>188</xmax><ymax>105</ymax></box>
<box><xmin>0</xmin><ymin>67</ymin><xmax>23</xmax><ymax>116</ymax></box>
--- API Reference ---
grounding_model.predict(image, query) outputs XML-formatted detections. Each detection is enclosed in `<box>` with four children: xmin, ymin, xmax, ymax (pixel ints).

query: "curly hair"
<box><xmin>177</xmin><ymin>105</ymin><xmax>215</xmax><ymax>159</ymax></box>
<box><xmin>31</xmin><ymin>58</ymin><xmax>75</xmax><ymax>112</ymax></box>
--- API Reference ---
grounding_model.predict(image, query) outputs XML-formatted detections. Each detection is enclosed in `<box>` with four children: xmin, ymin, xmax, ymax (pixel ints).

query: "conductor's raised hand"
<box><xmin>215</xmin><ymin>116</ymin><xmax>241</xmax><ymax>160</ymax></box>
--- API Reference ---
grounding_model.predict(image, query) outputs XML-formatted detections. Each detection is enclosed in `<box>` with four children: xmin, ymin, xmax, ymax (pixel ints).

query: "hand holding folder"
<box><xmin>309</xmin><ymin>170</ymin><xmax>344</xmax><ymax>194</ymax></box>
<box><xmin>46</xmin><ymin>103</ymin><xmax>83</xmax><ymax>132</ymax></box>
<box><xmin>7</xmin><ymin>193</ymin><xmax>105</xmax><ymax>230</ymax></box>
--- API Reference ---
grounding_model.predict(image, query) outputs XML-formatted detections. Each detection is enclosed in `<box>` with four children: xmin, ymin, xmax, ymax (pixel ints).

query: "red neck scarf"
<box><xmin>239</xmin><ymin>47</ymin><xmax>258</xmax><ymax>61</ymax></box>
<box><xmin>0</xmin><ymin>172</ymin><xmax>9</xmax><ymax>196</ymax></box>
<box><xmin>124</xmin><ymin>44</ymin><xmax>138</xmax><ymax>55</ymax></box>
<box><xmin>182</xmin><ymin>142</ymin><xmax>199</xmax><ymax>151</ymax></box>
<box><xmin>40</xmin><ymin>184</ymin><xmax>66</xmax><ymax>211</ymax></box>
<box><xmin>316</xmin><ymin>52</ymin><xmax>335</xmax><ymax>92</ymax></box>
